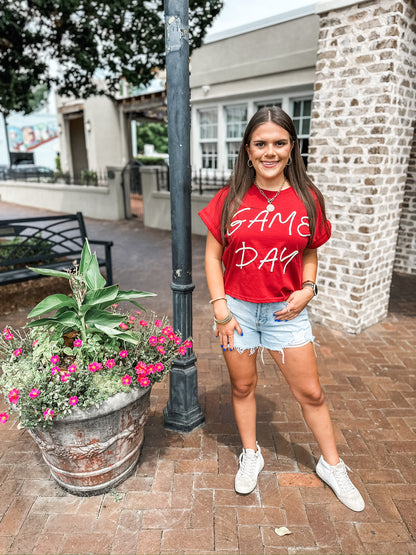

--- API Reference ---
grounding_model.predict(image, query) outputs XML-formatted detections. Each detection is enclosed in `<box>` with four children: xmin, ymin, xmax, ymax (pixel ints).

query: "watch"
<box><xmin>302</xmin><ymin>281</ymin><xmax>318</xmax><ymax>296</ymax></box>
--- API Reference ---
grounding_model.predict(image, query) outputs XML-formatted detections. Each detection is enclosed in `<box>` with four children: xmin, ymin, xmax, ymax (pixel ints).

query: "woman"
<box><xmin>199</xmin><ymin>107</ymin><xmax>364</xmax><ymax>512</ymax></box>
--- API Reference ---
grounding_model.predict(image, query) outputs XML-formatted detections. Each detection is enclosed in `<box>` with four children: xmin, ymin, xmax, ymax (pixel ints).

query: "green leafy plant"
<box><xmin>0</xmin><ymin>240</ymin><xmax>192</xmax><ymax>430</ymax></box>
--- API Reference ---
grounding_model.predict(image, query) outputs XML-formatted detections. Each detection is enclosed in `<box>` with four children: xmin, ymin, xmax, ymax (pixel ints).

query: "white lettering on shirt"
<box><xmin>235</xmin><ymin>242</ymin><xmax>258</xmax><ymax>268</ymax></box>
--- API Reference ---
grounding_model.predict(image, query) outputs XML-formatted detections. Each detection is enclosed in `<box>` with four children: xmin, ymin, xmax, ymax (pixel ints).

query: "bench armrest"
<box><xmin>88</xmin><ymin>239</ymin><xmax>113</xmax><ymax>285</ymax></box>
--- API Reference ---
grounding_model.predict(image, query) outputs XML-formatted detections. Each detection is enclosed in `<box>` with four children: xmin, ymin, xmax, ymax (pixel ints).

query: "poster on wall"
<box><xmin>8</xmin><ymin>122</ymin><xmax>58</xmax><ymax>152</ymax></box>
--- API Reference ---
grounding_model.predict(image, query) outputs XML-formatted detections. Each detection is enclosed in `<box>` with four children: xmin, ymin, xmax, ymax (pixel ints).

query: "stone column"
<box><xmin>308</xmin><ymin>0</ymin><xmax>416</xmax><ymax>334</ymax></box>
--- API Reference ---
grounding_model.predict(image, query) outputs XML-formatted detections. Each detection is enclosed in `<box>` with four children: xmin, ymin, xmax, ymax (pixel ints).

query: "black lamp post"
<box><xmin>163</xmin><ymin>0</ymin><xmax>205</xmax><ymax>432</ymax></box>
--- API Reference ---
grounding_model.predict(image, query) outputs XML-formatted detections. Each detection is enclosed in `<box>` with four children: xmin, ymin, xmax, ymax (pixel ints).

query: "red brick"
<box><xmin>33</xmin><ymin>533</ymin><xmax>64</xmax><ymax>555</ymax></box>
<box><xmin>176</xmin><ymin>459</ymin><xmax>218</xmax><ymax>474</ymax></box>
<box><xmin>394</xmin><ymin>499</ymin><xmax>416</xmax><ymax>538</ymax></box>
<box><xmin>334</xmin><ymin>522</ymin><xmax>365</xmax><ymax>555</ymax></box>
<box><xmin>171</xmin><ymin>473</ymin><xmax>194</xmax><ymax>509</ymax></box>
<box><xmin>237</xmin><ymin>506</ymin><xmax>285</xmax><ymax>526</ymax></box>
<box><xmin>111</xmin><ymin>509</ymin><xmax>141</xmax><ymax>555</ymax></box>
<box><xmin>356</xmin><ymin>522</ymin><xmax>411</xmax><ymax>543</ymax></box>
<box><xmin>262</xmin><ymin>524</ymin><xmax>316</xmax><ymax>548</ymax></box>
<box><xmin>278</xmin><ymin>473</ymin><xmax>322</xmax><ymax>488</ymax></box>
<box><xmin>124</xmin><ymin>491</ymin><xmax>171</xmax><ymax>510</ymax></box>
<box><xmin>136</xmin><ymin>529</ymin><xmax>162</xmax><ymax>555</ymax></box>
<box><xmin>153</xmin><ymin>459</ymin><xmax>175</xmax><ymax>492</ymax></box>
<box><xmin>238</xmin><ymin>524</ymin><xmax>264</xmax><ymax>555</ymax></box>
<box><xmin>0</xmin><ymin>496</ymin><xmax>35</xmax><ymax>536</ymax></box>
<box><xmin>305</xmin><ymin>504</ymin><xmax>338</xmax><ymax>547</ymax></box>
<box><xmin>162</xmin><ymin>528</ymin><xmax>214</xmax><ymax>552</ymax></box>
<box><xmin>59</xmin><ymin>533</ymin><xmax>113</xmax><ymax>554</ymax></box>
<box><xmin>214</xmin><ymin>506</ymin><xmax>238</xmax><ymax>551</ymax></box>
<box><xmin>279</xmin><ymin>488</ymin><xmax>308</xmax><ymax>525</ymax></box>
<box><xmin>141</xmin><ymin>508</ymin><xmax>191</xmax><ymax>529</ymax></box>
<box><xmin>191</xmin><ymin>488</ymin><xmax>213</xmax><ymax>528</ymax></box>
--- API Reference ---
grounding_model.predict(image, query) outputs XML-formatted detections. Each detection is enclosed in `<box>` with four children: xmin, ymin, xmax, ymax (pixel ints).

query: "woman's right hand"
<box><xmin>216</xmin><ymin>317</ymin><xmax>243</xmax><ymax>352</ymax></box>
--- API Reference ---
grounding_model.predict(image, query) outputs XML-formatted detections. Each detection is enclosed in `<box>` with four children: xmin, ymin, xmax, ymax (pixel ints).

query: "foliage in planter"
<box><xmin>0</xmin><ymin>240</ymin><xmax>192</xmax><ymax>430</ymax></box>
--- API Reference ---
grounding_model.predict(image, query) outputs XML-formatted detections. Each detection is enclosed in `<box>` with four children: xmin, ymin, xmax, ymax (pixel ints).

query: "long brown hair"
<box><xmin>220</xmin><ymin>106</ymin><xmax>329</xmax><ymax>245</ymax></box>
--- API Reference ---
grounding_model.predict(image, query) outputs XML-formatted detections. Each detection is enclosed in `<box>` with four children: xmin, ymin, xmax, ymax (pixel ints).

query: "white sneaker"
<box><xmin>235</xmin><ymin>443</ymin><xmax>264</xmax><ymax>495</ymax></box>
<box><xmin>316</xmin><ymin>455</ymin><xmax>365</xmax><ymax>512</ymax></box>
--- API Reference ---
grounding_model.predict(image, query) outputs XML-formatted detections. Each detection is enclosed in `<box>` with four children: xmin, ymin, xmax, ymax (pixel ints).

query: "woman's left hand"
<box><xmin>274</xmin><ymin>288</ymin><xmax>314</xmax><ymax>321</ymax></box>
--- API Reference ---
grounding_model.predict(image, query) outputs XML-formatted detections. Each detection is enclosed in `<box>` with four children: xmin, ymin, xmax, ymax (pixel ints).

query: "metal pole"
<box><xmin>163</xmin><ymin>0</ymin><xmax>205</xmax><ymax>432</ymax></box>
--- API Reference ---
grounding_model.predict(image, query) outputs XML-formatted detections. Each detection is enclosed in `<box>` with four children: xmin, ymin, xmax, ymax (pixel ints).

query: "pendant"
<box><xmin>266</xmin><ymin>204</ymin><xmax>275</xmax><ymax>212</ymax></box>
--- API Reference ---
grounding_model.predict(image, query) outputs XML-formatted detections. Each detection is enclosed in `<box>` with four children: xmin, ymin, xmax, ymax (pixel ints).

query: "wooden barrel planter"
<box><xmin>29</xmin><ymin>387</ymin><xmax>151</xmax><ymax>496</ymax></box>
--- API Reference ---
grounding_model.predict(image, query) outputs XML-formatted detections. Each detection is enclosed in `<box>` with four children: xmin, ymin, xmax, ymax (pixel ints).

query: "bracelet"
<box><xmin>209</xmin><ymin>296</ymin><xmax>227</xmax><ymax>304</ymax></box>
<box><xmin>214</xmin><ymin>310</ymin><xmax>233</xmax><ymax>325</ymax></box>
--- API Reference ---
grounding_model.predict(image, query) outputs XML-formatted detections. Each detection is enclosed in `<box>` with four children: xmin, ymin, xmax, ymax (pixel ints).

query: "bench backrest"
<box><xmin>0</xmin><ymin>212</ymin><xmax>88</xmax><ymax>267</ymax></box>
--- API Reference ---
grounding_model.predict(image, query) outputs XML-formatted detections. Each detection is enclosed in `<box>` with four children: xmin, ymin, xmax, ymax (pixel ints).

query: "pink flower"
<box><xmin>158</xmin><ymin>336</ymin><xmax>166</xmax><ymax>344</ymax></box>
<box><xmin>155</xmin><ymin>363</ymin><xmax>164</xmax><ymax>373</ymax></box>
<box><xmin>69</xmin><ymin>396</ymin><xmax>78</xmax><ymax>406</ymax></box>
<box><xmin>112</xmin><ymin>303</ymin><xmax>119</xmax><ymax>308</ymax></box>
<box><xmin>120</xmin><ymin>322</ymin><xmax>129</xmax><ymax>330</ymax></box>
<box><xmin>148</xmin><ymin>336</ymin><xmax>157</xmax><ymax>346</ymax></box>
<box><xmin>154</xmin><ymin>320</ymin><xmax>162</xmax><ymax>327</ymax></box>
<box><xmin>184</xmin><ymin>340</ymin><xmax>193</xmax><ymax>349</ymax></box>
<box><xmin>60</xmin><ymin>373</ymin><xmax>70</xmax><ymax>382</ymax></box>
<box><xmin>5</xmin><ymin>334</ymin><xmax>14</xmax><ymax>341</ymax></box>
<box><xmin>50</xmin><ymin>355</ymin><xmax>59</xmax><ymax>365</ymax></box>
<box><xmin>156</xmin><ymin>346</ymin><xmax>166</xmax><ymax>355</ymax></box>
<box><xmin>88</xmin><ymin>362</ymin><xmax>102</xmax><ymax>373</ymax></box>
<box><xmin>13</xmin><ymin>348</ymin><xmax>22</xmax><ymax>357</ymax></box>
<box><xmin>29</xmin><ymin>389</ymin><xmax>40</xmax><ymax>399</ymax></box>
<box><xmin>139</xmin><ymin>320</ymin><xmax>148</xmax><ymax>327</ymax></box>
<box><xmin>119</xmin><ymin>350</ymin><xmax>128</xmax><ymax>358</ymax></box>
<box><xmin>32</xmin><ymin>340</ymin><xmax>39</xmax><ymax>347</ymax></box>
<box><xmin>68</xmin><ymin>364</ymin><xmax>77</xmax><ymax>373</ymax></box>
<box><xmin>43</xmin><ymin>408</ymin><xmax>54</xmax><ymax>419</ymax></box>
<box><xmin>3</xmin><ymin>327</ymin><xmax>10</xmax><ymax>334</ymax></box>
<box><xmin>74</xmin><ymin>339</ymin><xmax>82</xmax><ymax>347</ymax></box>
<box><xmin>51</xmin><ymin>366</ymin><xmax>60</xmax><ymax>375</ymax></box>
<box><xmin>105</xmin><ymin>359</ymin><xmax>115</xmax><ymax>369</ymax></box>
<box><xmin>8</xmin><ymin>389</ymin><xmax>19</xmax><ymax>404</ymax></box>
<box><xmin>162</xmin><ymin>326</ymin><xmax>174</xmax><ymax>336</ymax></box>
<box><xmin>138</xmin><ymin>376</ymin><xmax>150</xmax><ymax>387</ymax></box>
<box><xmin>135</xmin><ymin>361</ymin><xmax>147</xmax><ymax>373</ymax></box>
<box><xmin>0</xmin><ymin>413</ymin><xmax>9</xmax><ymax>424</ymax></box>
<box><xmin>122</xmin><ymin>375</ymin><xmax>132</xmax><ymax>386</ymax></box>
<box><xmin>174</xmin><ymin>336</ymin><xmax>181</xmax><ymax>345</ymax></box>
<box><xmin>129</xmin><ymin>316</ymin><xmax>135</xmax><ymax>321</ymax></box>
<box><xmin>178</xmin><ymin>346</ymin><xmax>187</xmax><ymax>356</ymax></box>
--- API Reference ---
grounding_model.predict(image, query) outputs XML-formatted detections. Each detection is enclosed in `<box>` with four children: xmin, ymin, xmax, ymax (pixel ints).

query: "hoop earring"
<box><xmin>247</xmin><ymin>160</ymin><xmax>253</xmax><ymax>168</ymax></box>
<box><xmin>286</xmin><ymin>157</ymin><xmax>292</xmax><ymax>166</ymax></box>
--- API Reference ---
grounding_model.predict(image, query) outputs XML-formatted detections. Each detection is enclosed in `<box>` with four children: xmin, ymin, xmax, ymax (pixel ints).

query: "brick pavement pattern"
<box><xmin>0</xmin><ymin>202</ymin><xmax>415</xmax><ymax>555</ymax></box>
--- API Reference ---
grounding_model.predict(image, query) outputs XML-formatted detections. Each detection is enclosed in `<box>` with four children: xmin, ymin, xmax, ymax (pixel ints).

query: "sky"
<box><xmin>206</xmin><ymin>0</ymin><xmax>316</xmax><ymax>36</ymax></box>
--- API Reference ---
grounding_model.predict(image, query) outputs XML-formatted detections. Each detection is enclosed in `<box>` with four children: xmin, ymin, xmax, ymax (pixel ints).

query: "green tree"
<box><xmin>137</xmin><ymin>122</ymin><xmax>169</xmax><ymax>154</ymax></box>
<box><xmin>0</xmin><ymin>0</ymin><xmax>223</xmax><ymax>115</ymax></box>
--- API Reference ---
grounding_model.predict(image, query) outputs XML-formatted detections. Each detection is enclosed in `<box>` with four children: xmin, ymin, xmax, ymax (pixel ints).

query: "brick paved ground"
<box><xmin>0</xmin><ymin>202</ymin><xmax>415</xmax><ymax>555</ymax></box>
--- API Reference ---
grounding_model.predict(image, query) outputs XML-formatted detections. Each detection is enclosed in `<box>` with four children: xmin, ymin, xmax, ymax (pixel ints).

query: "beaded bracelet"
<box><xmin>214</xmin><ymin>310</ymin><xmax>233</xmax><ymax>325</ymax></box>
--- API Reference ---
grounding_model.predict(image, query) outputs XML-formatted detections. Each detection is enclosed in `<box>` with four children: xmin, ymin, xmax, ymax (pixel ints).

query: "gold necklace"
<box><xmin>254</xmin><ymin>178</ymin><xmax>286</xmax><ymax>212</ymax></box>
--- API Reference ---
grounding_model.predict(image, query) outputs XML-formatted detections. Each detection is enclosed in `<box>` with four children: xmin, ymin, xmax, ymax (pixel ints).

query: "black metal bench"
<box><xmin>0</xmin><ymin>212</ymin><xmax>113</xmax><ymax>286</ymax></box>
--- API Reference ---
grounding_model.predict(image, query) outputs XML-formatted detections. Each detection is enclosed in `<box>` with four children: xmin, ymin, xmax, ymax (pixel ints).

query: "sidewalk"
<box><xmin>0</xmin><ymin>201</ymin><xmax>415</xmax><ymax>555</ymax></box>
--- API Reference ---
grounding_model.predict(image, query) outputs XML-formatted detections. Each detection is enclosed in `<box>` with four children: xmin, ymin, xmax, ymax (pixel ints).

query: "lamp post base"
<box><xmin>163</xmin><ymin>359</ymin><xmax>205</xmax><ymax>433</ymax></box>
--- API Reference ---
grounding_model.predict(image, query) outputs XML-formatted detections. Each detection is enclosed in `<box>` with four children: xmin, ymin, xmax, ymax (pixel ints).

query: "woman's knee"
<box><xmin>230</xmin><ymin>378</ymin><xmax>257</xmax><ymax>399</ymax></box>
<box><xmin>297</xmin><ymin>386</ymin><xmax>325</xmax><ymax>408</ymax></box>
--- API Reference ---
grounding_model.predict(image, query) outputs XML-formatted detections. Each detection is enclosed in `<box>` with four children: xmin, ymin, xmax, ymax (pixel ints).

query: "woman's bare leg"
<box><xmin>268</xmin><ymin>343</ymin><xmax>339</xmax><ymax>465</ymax></box>
<box><xmin>224</xmin><ymin>348</ymin><xmax>258</xmax><ymax>451</ymax></box>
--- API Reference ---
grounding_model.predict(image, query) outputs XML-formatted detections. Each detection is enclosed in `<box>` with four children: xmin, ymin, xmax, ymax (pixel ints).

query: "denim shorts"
<box><xmin>225</xmin><ymin>294</ymin><xmax>314</xmax><ymax>359</ymax></box>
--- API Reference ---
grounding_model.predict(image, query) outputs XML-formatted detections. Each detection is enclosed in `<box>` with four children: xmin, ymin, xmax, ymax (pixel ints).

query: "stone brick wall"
<box><xmin>394</xmin><ymin>127</ymin><xmax>416</xmax><ymax>274</ymax></box>
<box><xmin>308</xmin><ymin>0</ymin><xmax>416</xmax><ymax>334</ymax></box>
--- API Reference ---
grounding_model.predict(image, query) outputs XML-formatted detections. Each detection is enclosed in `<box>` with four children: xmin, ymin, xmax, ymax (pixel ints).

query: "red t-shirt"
<box><xmin>199</xmin><ymin>184</ymin><xmax>331</xmax><ymax>303</ymax></box>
